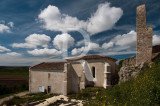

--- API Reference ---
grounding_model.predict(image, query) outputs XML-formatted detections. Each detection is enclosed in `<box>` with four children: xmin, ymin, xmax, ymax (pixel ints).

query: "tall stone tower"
<box><xmin>136</xmin><ymin>4</ymin><xmax>152</xmax><ymax>65</ymax></box>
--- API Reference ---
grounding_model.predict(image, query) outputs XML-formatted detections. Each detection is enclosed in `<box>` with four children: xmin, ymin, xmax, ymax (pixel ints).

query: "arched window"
<box><xmin>92</xmin><ymin>66</ymin><xmax>95</xmax><ymax>78</ymax></box>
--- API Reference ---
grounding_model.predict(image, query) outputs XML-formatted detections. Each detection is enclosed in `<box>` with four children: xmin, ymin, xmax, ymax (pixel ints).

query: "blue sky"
<box><xmin>0</xmin><ymin>0</ymin><xmax>159</xmax><ymax>66</ymax></box>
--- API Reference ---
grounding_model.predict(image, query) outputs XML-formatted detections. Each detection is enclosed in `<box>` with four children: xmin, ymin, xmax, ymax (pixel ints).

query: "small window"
<box><xmin>92</xmin><ymin>66</ymin><xmax>95</xmax><ymax>78</ymax></box>
<box><xmin>107</xmin><ymin>66</ymin><xmax>110</xmax><ymax>72</ymax></box>
<box><xmin>39</xmin><ymin>86</ymin><xmax>44</xmax><ymax>92</ymax></box>
<box><xmin>48</xmin><ymin>73</ymin><xmax>50</xmax><ymax>79</ymax></box>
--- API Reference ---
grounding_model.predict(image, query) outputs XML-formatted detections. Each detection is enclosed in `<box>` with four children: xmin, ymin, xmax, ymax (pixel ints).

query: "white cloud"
<box><xmin>71</xmin><ymin>42</ymin><xmax>100</xmax><ymax>55</ymax></box>
<box><xmin>153</xmin><ymin>35</ymin><xmax>160</xmax><ymax>46</ymax></box>
<box><xmin>102</xmin><ymin>30</ymin><xmax>160</xmax><ymax>50</ymax></box>
<box><xmin>102</xmin><ymin>42</ymin><xmax>114</xmax><ymax>49</ymax></box>
<box><xmin>87</xmin><ymin>2</ymin><xmax>123</xmax><ymax>35</ymax></box>
<box><xmin>76</xmin><ymin>40</ymin><xmax>85</xmax><ymax>46</ymax></box>
<box><xmin>8</xmin><ymin>22</ymin><xmax>14</xmax><ymax>27</ymax></box>
<box><xmin>38</xmin><ymin>3</ymin><xmax>123</xmax><ymax>35</ymax></box>
<box><xmin>100</xmin><ymin>51</ymin><xmax>136</xmax><ymax>56</ymax></box>
<box><xmin>6</xmin><ymin>52</ymin><xmax>22</xmax><ymax>56</ymax></box>
<box><xmin>88</xmin><ymin>42</ymin><xmax>100</xmax><ymax>51</ymax></box>
<box><xmin>12</xmin><ymin>33</ymin><xmax>51</xmax><ymax>48</ymax></box>
<box><xmin>27</xmin><ymin>48</ymin><xmax>62</xmax><ymax>56</ymax></box>
<box><xmin>0</xmin><ymin>24</ymin><xmax>10</xmax><ymax>33</ymax></box>
<box><xmin>71</xmin><ymin>47</ymin><xmax>85</xmax><ymax>55</ymax></box>
<box><xmin>102</xmin><ymin>30</ymin><xmax>137</xmax><ymax>51</ymax></box>
<box><xmin>112</xmin><ymin>30</ymin><xmax>136</xmax><ymax>47</ymax></box>
<box><xmin>0</xmin><ymin>53</ymin><xmax>65</xmax><ymax>66</ymax></box>
<box><xmin>53</xmin><ymin>33</ymin><xmax>75</xmax><ymax>50</ymax></box>
<box><xmin>0</xmin><ymin>46</ymin><xmax>10</xmax><ymax>52</ymax></box>
<box><xmin>101</xmin><ymin>30</ymin><xmax>160</xmax><ymax>56</ymax></box>
<box><xmin>38</xmin><ymin>5</ymin><xmax>87</xmax><ymax>32</ymax></box>
<box><xmin>12</xmin><ymin>43</ymin><xmax>36</xmax><ymax>49</ymax></box>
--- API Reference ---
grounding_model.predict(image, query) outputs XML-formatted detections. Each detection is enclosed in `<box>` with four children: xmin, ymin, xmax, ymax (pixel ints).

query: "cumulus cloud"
<box><xmin>38</xmin><ymin>2</ymin><xmax>123</xmax><ymax>35</ymax></box>
<box><xmin>102</xmin><ymin>42</ymin><xmax>114</xmax><ymax>49</ymax></box>
<box><xmin>102</xmin><ymin>30</ymin><xmax>160</xmax><ymax>50</ymax></box>
<box><xmin>12</xmin><ymin>33</ymin><xmax>51</xmax><ymax>48</ymax></box>
<box><xmin>71</xmin><ymin>42</ymin><xmax>100</xmax><ymax>55</ymax></box>
<box><xmin>0</xmin><ymin>24</ymin><xmax>11</xmax><ymax>33</ymax></box>
<box><xmin>38</xmin><ymin>5</ymin><xmax>87</xmax><ymax>32</ymax></box>
<box><xmin>0</xmin><ymin>46</ymin><xmax>10</xmax><ymax>52</ymax></box>
<box><xmin>102</xmin><ymin>30</ymin><xmax>137</xmax><ymax>51</ymax></box>
<box><xmin>101</xmin><ymin>30</ymin><xmax>160</xmax><ymax>55</ymax></box>
<box><xmin>71</xmin><ymin>47</ymin><xmax>85</xmax><ymax>55</ymax></box>
<box><xmin>6</xmin><ymin>52</ymin><xmax>22</xmax><ymax>56</ymax></box>
<box><xmin>27</xmin><ymin>48</ymin><xmax>62</xmax><ymax>56</ymax></box>
<box><xmin>87</xmin><ymin>2</ymin><xmax>123</xmax><ymax>35</ymax></box>
<box><xmin>88</xmin><ymin>42</ymin><xmax>101</xmax><ymax>51</ymax></box>
<box><xmin>53</xmin><ymin>33</ymin><xmax>75</xmax><ymax>50</ymax></box>
<box><xmin>76</xmin><ymin>40</ymin><xmax>85</xmax><ymax>46</ymax></box>
<box><xmin>112</xmin><ymin>30</ymin><xmax>136</xmax><ymax>47</ymax></box>
<box><xmin>153</xmin><ymin>35</ymin><xmax>160</xmax><ymax>46</ymax></box>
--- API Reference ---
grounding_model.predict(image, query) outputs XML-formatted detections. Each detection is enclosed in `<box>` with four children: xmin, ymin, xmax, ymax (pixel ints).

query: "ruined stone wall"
<box><xmin>122</xmin><ymin>56</ymin><xmax>136</xmax><ymax>66</ymax></box>
<box><xmin>136</xmin><ymin>4</ymin><xmax>152</xmax><ymax>65</ymax></box>
<box><xmin>119</xmin><ymin>4</ymin><xmax>154</xmax><ymax>83</ymax></box>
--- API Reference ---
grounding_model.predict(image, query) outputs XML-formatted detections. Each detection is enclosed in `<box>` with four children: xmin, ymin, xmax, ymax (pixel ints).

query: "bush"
<box><xmin>118</xmin><ymin>60</ymin><xmax>124</xmax><ymax>71</ymax></box>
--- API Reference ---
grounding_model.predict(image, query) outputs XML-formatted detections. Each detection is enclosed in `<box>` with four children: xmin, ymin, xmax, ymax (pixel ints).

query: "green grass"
<box><xmin>118</xmin><ymin>60</ymin><xmax>123</xmax><ymax>71</ymax></box>
<box><xmin>69</xmin><ymin>58</ymin><xmax>160</xmax><ymax>106</ymax></box>
<box><xmin>3</xmin><ymin>93</ymin><xmax>54</xmax><ymax>105</ymax></box>
<box><xmin>0</xmin><ymin>93</ymin><xmax>15</xmax><ymax>99</ymax></box>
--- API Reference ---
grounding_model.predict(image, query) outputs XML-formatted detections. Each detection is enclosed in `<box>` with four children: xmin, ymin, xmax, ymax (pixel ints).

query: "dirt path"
<box><xmin>0</xmin><ymin>91</ymin><xmax>29</xmax><ymax>105</ymax></box>
<box><xmin>35</xmin><ymin>95</ymin><xmax>86</xmax><ymax>106</ymax></box>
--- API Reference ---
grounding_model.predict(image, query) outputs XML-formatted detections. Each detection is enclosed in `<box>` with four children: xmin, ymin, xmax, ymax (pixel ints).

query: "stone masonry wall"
<box><xmin>122</xmin><ymin>56</ymin><xmax>136</xmax><ymax>66</ymax></box>
<box><xmin>119</xmin><ymin>4</ymin><xmax>153</xmax><ymax>83</ymax></box>
<box><xmin>136</xmin><ymin>4</ymin><xmax>152</xmax><ymax>65</ymax></box>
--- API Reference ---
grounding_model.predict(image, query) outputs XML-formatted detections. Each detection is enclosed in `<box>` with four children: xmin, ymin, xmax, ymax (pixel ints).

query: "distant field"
<box><xmin>0</xmin><ymin>66</ymin><xmax>29</xmax><ymax>97</ymax></box>
<box><xmin>0</xmin><ymin>66</ymin><xmax>29</xmax><ymax>80</ymax></box>
<box><xmin>0</xmin><ymin>75</ymin><xmax>28</xmax><ymax>88</ymax></box>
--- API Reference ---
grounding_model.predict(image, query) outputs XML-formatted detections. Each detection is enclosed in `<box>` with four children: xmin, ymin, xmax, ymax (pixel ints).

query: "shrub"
<box><xmin>118</xmin><ymin>60</ymin><xmax>124</xmax><ymax>71</ymax></box>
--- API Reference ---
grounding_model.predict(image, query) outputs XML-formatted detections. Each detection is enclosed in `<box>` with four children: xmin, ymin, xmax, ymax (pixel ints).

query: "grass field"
<box><xmin>0</xmin><ymin>66</ymin><xmax>29</xmax><ymax>98</ymax></box>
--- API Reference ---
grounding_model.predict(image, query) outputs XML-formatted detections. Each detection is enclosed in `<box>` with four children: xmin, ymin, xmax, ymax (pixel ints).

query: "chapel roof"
<box><xmin>66</xmin><ymin>54</ymin><xmax>117</xmax><ymax>62</ymax></box>
<box><xmin>30</xmin><ymin>62</ymin><xmax>66</xmax><ymax>70</ymax></box>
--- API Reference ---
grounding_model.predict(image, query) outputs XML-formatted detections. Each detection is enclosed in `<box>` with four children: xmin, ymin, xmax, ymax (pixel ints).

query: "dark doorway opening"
<box><xmin>92</xmin><ymin>66</ymin><xmax>95</xmax><ymax>78</ymax></box>
<box><xmin>48</xmin><ymin>86</ymin><xmax>51</xmax><ymax>93</ymax></box>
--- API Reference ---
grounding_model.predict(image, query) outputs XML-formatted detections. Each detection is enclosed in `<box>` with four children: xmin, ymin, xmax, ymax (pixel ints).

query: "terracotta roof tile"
<box><xmin>66</xmin><ymin>55</ymin><xmax>117</xmax><ymax>62</ymax></box>
<box><xmin>152</xmin><ymin>52</ymin><xmax>160</xmax><ymax>60</ymax></box>
<box><xmin>30</xmin><ymin>62</ymin><xmax>66</xmax><ymax>70</ymax></box>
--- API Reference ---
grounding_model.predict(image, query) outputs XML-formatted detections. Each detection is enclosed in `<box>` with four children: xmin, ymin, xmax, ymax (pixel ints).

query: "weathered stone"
<box><xmin>136</xmin><ymin>4</ymin><xmax>152</xmax><ymax>65</ymax></box>
<box><xmin>119</xmin><ymin>65</ymin><xmax>141</xmax><ymax>83</ymax></box>
<box><xmin>119</xmin><ymin>4</ymin><xmax>154</xmax><ymax>83</ymax></box>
